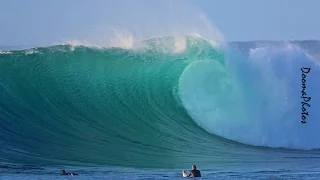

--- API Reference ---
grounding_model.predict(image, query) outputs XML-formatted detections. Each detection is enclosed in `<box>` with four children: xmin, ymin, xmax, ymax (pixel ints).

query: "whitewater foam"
<box><xmin>0</xmin><ymin>51</ymin><xmax>12</xmax><ymax>54</ymax></box>
<box><xmin>179</xmin><ymin>43</ymin><xmax>320</xmax><ymax>150</ymax></box>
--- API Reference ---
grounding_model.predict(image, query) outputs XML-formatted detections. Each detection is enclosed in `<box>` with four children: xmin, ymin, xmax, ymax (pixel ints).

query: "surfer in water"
<box><xmin>186</xmin><ymin>164</ymin><xmax>201</xmax><ymax>177</ymax></box>
<box><xmin>60</xmin><ymin>169</ymin><xmax>78</xmax><ymax>176</ymax></box>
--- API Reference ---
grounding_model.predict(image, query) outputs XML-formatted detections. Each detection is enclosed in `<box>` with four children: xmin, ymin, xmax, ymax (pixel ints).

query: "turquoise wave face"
<box><xmin>1</xmin><ymin>37</ymin><xmax>320</xmax><ymax>169</ymax></box>
<box><xmin>0</xmin><ymin>36</ymin><xmax>228</xmax><ymax>168</ymax></box>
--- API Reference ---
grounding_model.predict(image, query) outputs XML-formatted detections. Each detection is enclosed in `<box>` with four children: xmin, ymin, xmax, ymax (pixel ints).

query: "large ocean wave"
<box><xmin>1</xmin><ymin>36</ymin><xmax>320</xmax><ymax>169</ymax></box>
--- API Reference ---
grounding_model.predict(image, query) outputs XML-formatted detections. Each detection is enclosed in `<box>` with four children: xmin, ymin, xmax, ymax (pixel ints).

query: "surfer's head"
<box><xmin>192</xmin><ymin>165</ymin><xmax>196</xmax><ymax>170</ymax></box>
<box><xmin>60</xmin><ymin>170</ymin><xmax>66</xmax><ymax>175</ymax></box>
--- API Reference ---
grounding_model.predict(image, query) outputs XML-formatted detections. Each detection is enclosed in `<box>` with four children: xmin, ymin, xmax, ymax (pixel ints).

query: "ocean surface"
<box><xmin>1</xmin><ymin>37</ymin><xmax>320</xmax><ymax>179</ymax></box>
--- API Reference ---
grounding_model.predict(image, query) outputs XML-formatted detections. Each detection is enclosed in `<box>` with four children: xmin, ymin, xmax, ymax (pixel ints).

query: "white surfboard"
<box><xmin>182</xmin><ymin>170</ymin><xmax>189</xmax><ymax>177</ymax></box>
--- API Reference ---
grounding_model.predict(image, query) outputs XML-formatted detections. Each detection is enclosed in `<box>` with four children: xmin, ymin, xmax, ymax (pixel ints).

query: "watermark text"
<box><xmin>301</xmin><ymin>67</ymin><xmax>311</xmax><ymax>124</ymax></box>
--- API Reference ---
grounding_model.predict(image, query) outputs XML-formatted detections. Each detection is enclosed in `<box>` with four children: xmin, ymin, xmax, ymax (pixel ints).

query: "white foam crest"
<box><xmin>173</xmin><ymin>36</ymin><xmax>187</xmax><ymax>53</ymax></box>
<box><xmin>0</xmin><ymin>51</ymin><xmax>12</xmax><ymax>54</ymax></box>
<box><xmin>108</xmin><ymin>29</ymin><xmax>134</xmax><ymax>49</ymax></box>
<box><xmin>24</xmin><ymin>49</ymin><xmax>38</xmax><ymax>55</ymax></box>
<box><xmin>65</xmin><ymin>40</ymin><xmax>92</xmax><ymax>50</ymax></box>
<box><xmin>63</xmin><ymin>28</ymin><xmax>138</xmax><ymax>50</ymax></box>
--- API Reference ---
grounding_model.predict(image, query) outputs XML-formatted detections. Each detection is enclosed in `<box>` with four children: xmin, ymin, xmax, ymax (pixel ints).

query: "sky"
<box><xmin>0</xmin><ymin>0</ymin><xmax>319</xmax><ymax>46</ymax></box>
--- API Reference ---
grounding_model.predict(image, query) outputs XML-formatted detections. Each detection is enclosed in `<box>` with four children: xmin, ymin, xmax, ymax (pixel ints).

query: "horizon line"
<box><xmin>1</xmin><ymin>39</ymin><xmax>320</xmax><ymax>48</ymax></box>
